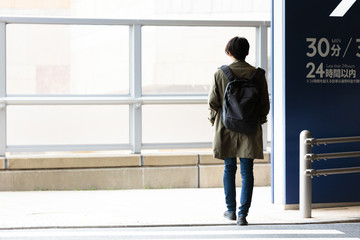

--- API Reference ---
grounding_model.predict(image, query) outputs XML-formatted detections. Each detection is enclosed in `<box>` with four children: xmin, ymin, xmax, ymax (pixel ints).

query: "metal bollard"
<box><xmin>300</xmin><ymin>130</ymin><xmax>312</xmax><ymax>218</ymax></box>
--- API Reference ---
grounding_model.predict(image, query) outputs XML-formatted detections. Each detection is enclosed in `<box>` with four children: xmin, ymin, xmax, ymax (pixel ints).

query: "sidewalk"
<box><xmin>0</xmin><ymin>187</ymin><xmax>359</xmax><ymax>229</ymax></box>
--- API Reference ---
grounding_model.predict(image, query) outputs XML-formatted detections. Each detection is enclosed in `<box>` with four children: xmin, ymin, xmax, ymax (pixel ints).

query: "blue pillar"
<box><xmin>272</xmin><ymin>0</ymin><xmax>360</xmax><ymax>207</ymax></box>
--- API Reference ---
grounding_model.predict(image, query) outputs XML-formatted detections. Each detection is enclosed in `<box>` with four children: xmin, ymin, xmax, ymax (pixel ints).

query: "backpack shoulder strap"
<box><xmin>219</xmin><ymin>65</ymin><xmax>236</xmax><ymax>82</ymax></box>
<box><xmin>251</xmin><ymin>67</ymin><xmax>265</xmax><ymax>80</ymax></box>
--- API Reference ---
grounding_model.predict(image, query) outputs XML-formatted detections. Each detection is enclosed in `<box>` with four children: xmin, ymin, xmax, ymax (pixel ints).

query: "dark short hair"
<box><xmin>225</xmin><ymin>37</ymin><xmax>249</xmax><ymax>61</ymax></box>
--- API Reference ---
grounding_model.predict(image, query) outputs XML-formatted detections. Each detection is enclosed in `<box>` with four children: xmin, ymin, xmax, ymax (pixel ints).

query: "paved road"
<box><xmin>0</xmin><ymin>223</ymin><xmax>359</xmax><ymax>240</ymax></box>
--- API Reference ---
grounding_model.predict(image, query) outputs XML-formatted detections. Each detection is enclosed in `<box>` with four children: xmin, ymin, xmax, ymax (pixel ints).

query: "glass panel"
<box><xmin>6</xmin><ymin>24</ymin><xmax>129</xmax><ymax>95</ymax></box>
<box><xmin>7</xmin><ymin>105</ymin><xmax>129</xmax><ymax>145</ymax></box>
<box><xmin>142</xmin><ymin>104</ymin><xmax>213</xmax><ymax>143</ymax></box>
<box><xmin>142</xmin><ymin>26</ymin><xmax>256</xmax><ymax>95</ymax></box>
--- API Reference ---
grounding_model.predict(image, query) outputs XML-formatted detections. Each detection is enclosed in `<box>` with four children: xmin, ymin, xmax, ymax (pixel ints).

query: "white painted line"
<box><xmin>0</xmin><ymin>229</ymin><xmax>345</xmax><ymax>238</ymax></box>
<box><xmin>330</xmin><ymin>0</ymin><xmax>357</xmax><ymax>17</ymax></box>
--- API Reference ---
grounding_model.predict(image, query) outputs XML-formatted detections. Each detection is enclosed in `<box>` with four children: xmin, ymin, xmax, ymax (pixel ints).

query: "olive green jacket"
<box><xmin>208</xmin><ymin>60</ymin><xmax>270</xmax><ymax>159</ymax></box>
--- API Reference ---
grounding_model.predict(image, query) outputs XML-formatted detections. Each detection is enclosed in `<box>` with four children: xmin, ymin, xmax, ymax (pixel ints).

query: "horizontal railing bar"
<box><xmin>0</xmin><ymin>16</ymin><xmax>270</xmax><ymax>27</ymax></box>
<box><xmin>141</xmin><ymin>96</ymin><xmax>207</xmax><ymax>104</ymax></box>
<box><xmin>2</xmin><ymin>94</ymin><xmax>208</xmax><ymax>97</ymax></box>
<box><xmin>7</xmin><ymin>142</ymin><xmax>212</xmax><ymax>152</ymax></box>
<box><xmin>1</xmin><ymin>96</ymin><xmax>208</xmax><ymax>105</ymax></box>
<box><xmin>305</xmin><ymin>151</ymin><xmax>360</xmax><ymax>161</ymax></box>
<box><xmin>6</xmin><ymin>144</ymin><xmax>131</xmax><ymax>152</ymax></box>
<box><xmin>2</xmin><ymin>97</ymin><xmax>136</xmax><ymax>105</ymax></box>
<box><xmin>305</xmin><ymin>167</ymin><xmax>360</xmax><ymax>177</ymax></box>
<box><xmin>6</xmin><ymin>94</ymin><xmax>132</xmax><ymax>98</ymax></box>
<box><xmin>305</xmin><ymin>136</ymin><xmax>360</xmax><ymax>145</ymax></box>
<box><xmin>142</xmin><ymin>142</ymin><xmax>212</xmax><ymax>150</ymax></box>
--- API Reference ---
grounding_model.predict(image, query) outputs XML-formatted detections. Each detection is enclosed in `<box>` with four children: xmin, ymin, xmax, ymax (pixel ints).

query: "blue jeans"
<box><xmin>223</xmin><ymin>157</ymin><xmax>254</xmax><ymax>217</ymax></box>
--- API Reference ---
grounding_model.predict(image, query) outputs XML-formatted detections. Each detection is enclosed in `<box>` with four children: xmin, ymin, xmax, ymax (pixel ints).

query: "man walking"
<box><xmin>208</xmin><ymin>36</ymin><xmax>270</xmax><ymax>225</ymax></box>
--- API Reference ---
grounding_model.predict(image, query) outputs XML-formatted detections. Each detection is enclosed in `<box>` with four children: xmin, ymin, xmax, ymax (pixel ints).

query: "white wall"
<box><xmin>272</xmin><ymin>0</ymin><xmax>286</xmax><ymax>205</ymax></box>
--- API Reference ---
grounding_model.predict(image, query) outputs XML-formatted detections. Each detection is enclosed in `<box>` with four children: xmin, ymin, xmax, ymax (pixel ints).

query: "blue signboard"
<box><xmin>285</xmin><ymin>0</ymin><xmax>360</xmax><ymax>204</ymax></box>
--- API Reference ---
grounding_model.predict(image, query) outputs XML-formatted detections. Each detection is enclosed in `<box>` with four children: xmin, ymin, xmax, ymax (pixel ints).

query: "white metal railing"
<box><xmin>0</xmin><ymin>16</ymin><xmax>270</xmax><ymax>156</ymax></box>
<box><xmin>299</xmin><ymin>130</ymin><xmax>360</xmax><ymax>218</ymax></box>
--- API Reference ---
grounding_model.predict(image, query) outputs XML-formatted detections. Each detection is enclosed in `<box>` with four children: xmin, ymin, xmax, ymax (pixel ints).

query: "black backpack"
<box><xmin>220</xmin><ymin>65</ymin><xmax>265</xmax><ymax>134</ymax></box>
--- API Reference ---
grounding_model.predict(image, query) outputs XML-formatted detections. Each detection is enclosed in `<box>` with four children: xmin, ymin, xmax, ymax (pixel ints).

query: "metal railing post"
<box><xmin>299</xmin><ymin>131</ymin><xmax>360</xmax><ymax>218</ymax></box>
<box><xmin>256</xmin><ymin>24</ymin><xmax>268</xmax><ymax>71</ymax></box>
<box><xmin>300</xmin><ymin>130</ymin><xmax>312</xmax><ymax>218</ymax></box>
<box><xmin>129</xmin><ymin>24</ymin><xmax>142</xmax><ymax>154</ymax></box>
<box><xmin>0</xmin><ymin>21</ymin><xmax>6</xmax><ymax>157</ymax></box>
<box><xmin>256</xmin><ymin>24</ymin><xmax>269</xmax><ymax>151</ymax></box>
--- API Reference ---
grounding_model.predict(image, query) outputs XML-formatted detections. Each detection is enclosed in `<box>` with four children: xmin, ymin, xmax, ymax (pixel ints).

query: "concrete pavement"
<box><xmin>0</xmin><ymin>187</ymin><xmax>359</xmax><ymax>229</ymax></box>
